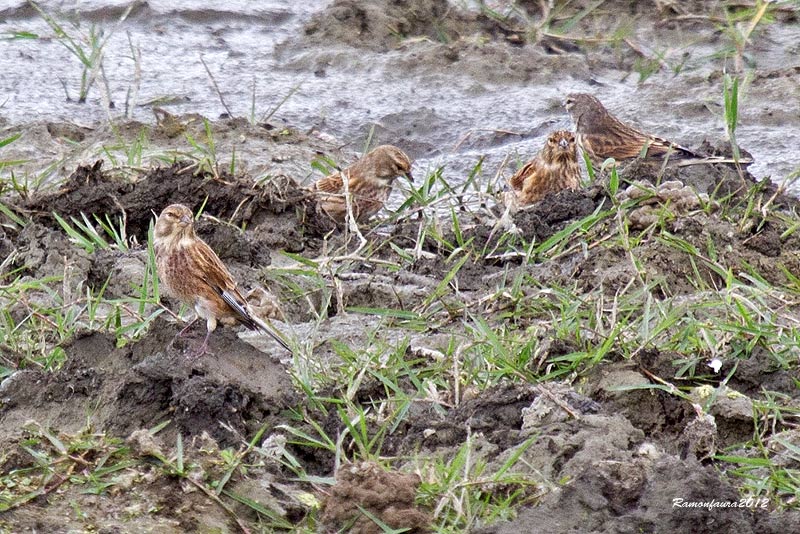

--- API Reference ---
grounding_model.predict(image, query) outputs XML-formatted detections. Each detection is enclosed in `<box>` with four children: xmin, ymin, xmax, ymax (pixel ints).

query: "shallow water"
<box><xmin>1</xmin><ymin>0</ymin><xmax>798</xmax><ymax>188</ymax></box>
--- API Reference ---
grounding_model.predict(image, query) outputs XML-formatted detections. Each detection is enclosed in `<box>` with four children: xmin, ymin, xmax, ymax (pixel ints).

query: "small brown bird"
<box><xmin>309</xmin><ymin>145</ymin><xmax>413</xmax><ymax>224</ymax></box>
<box><xmin>507</xmin><ymin>130</ymin><xmax>581</xmax><ymax>206</ymax></box>
<box><xmin>153</xmin><ymin>204</ymin><xmax>290</xmax><ymax>357</ymax></box>
<box><xmin>564</xmin><ymin>93</ymin><xmax>743</xmax><ymax>167</ymax></box>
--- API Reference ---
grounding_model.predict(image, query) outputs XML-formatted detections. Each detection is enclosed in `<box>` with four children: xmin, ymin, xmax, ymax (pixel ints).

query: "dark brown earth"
<box><xmin>3</xmin><ymin>143</ymin><xmax>800</xmax><ymax>531</ymax></box>
<box><xmin>2</xmin><ymin>0</ymin><xmax>800</xmax><ymax>532</ymax></box>
<box><xmin>0</xmin><ymin>317</ymin><xmax>295</xmax><ymax>447</ymax></box>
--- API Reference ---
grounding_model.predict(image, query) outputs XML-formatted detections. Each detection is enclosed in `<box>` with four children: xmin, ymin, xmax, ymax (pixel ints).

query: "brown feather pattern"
<box><xmin>154</xmin><ymin>204</ymin><xmax>290</xmax><ymax>356</ymax></box>
<box><xmin>309</xmin><ymin>144</ymin><xmax>413</xmax><ymax>224</ymax></box>
<box><xmin>508</xmin><ymin>130</ymin><xmax>581</xmax><ymax>206</ymax></box>
<box><xmin>565</xmin><ymin>93</ymin><xmax>701</xmax><ymax>166</ymax></box>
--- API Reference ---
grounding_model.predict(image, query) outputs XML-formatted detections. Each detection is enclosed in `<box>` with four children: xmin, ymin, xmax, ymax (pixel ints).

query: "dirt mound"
<box><xmin>321</xmin><ymin>461</ymin><xmax>430</xmax><ymax>534</ymax></box>
<box><xmin>512</xmin><ymin>187</ymin><xmax>602</xmax><ymax>242</ymax></box>
<box><xmin>301</xmin><ymin>0</ymin><xmax>467</xmax><ymax>52</ymax></box>
<box><xmin>23</xmin><ymin>160</ymin><xmax>306</xmax><ymax>245</ymax></box>
<box><xmin>474</xmin><ymin>453</ymin><xmax>799</xmax><ymax>534</ymax></box>
<box><xmin>618</xmin><ymin>139</ymin><xmax>760</xmax><ymax>196</ymax></box>
<box><xmin>573</xmin><ymin>211</ymin><xmax>800</xmax><ymax>297</ymax></box>
<box><xmin>381</xmin><ymin>383</ymin><xmax>538</xmax><ymax>453</ymax></box>
<box><xmin>283</xmin><ymin>0</ymin><xmax>590</xmax><ymax>85</ymax></box>
<box><xmin>472</xmin><ymin>397</ymin><xmax>800</xmax><ymax>533</ymax></box>
<box><xmin>0</xmin><ymin>316</ymin><xmax>295</xmax><ymax>448</ymax></box>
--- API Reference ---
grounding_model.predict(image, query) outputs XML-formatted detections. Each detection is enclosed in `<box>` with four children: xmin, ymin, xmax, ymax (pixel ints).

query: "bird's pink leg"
<box><xmin>167</xmin><ymin>317</ymin><xmax>198</xmax><ymax>352</ymax></box>
<box><xmin>187</xmin><ymin>328</ymin><xmax>212</xmax><ymax>360</ymax></box>
<box><xmin>177</xmin><ymin>317</ymin><xmax>198</xmax><ymax>337</ymax></box>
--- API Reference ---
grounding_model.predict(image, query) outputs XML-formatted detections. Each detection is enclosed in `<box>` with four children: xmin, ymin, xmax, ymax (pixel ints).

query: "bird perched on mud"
<box><xmin>506</xmin><ymin>130</ymin><xmax>581</xmax><ymax>206</ymax></box>
<box><xmin>564</xmin><ymin>93</ymin><xmax>748</xmax><ymax>168</ymax></box>
<box><xmin>309</xmin><ymin>144</ymin><xmax>413</xmax><ymax>225</ymax></box>
<box><xmin>153</xmin><ymin>204</ymin><xmax>290</xmax><ymax>357</ymax></box>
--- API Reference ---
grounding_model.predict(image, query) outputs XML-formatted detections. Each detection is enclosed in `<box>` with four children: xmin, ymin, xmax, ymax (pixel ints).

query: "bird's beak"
<box><xmin>559</xmin><ymin>138</ymin><xmax>569</xmax><ymax>149</ymax></box>
<box><xmin>405</xmin><ymin>171</ymin><xmax>414</xmax><ymax>182</ymax></box>
<box><xmin>180</xmin><ymin>214</ymin><xmax>192</xmax><ymax>225</ymax></box>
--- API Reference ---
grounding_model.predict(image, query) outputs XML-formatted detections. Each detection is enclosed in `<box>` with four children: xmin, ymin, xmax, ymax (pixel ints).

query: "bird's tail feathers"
<box><xmin>645</xmin><ymin>138</ymin><xmax>754</xmax><ymax>166</ymax></box>
<box><xmin>218</xmin><ymin>288</ymin><xmax>293</xmax><ymax>354</ymax></box>
<box><xmin>250</xmin><ymin>313</ymin><xmax>293</xmax><ymax>354</ymax></box>
<box><xmin>676</xmin><ymin>156</ymin><xmax>754</xmax><ymax>166</ymax></box>
<box><xmin>220</xmin><ymin>290</ymin><xmax>258</xmax><ymax>329</ymax></box>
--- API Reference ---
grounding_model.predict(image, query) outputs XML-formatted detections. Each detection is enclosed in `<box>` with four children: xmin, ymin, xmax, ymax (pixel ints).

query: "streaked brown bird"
<box><xmin>507</xmin><ymin>130</ymin><xmax>581</xmax><ymax>206</ymax></box>
<box><xmin>309</xmin><ymin>144</ymin><xmax>413</xmax><ymax>224</ymax></box>
<box><xmin>564</xmin><ymin>93</ymin><xmax>743</xmax><ymax>167</ymax></box>
<box><xmin>153</xmin><ymin>204</ymin><xmax>290</xmax><ymax>357</ymax></box>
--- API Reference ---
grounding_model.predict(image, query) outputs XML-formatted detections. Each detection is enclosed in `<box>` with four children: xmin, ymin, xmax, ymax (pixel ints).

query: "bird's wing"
<box><xmin>217</xmin><ymin>288</ymin><xmax>259</xmax><ymax>330</ymax></box>
<box><xmin>313</xmin><ymin>172</ymin><xmax>344</xmax><ymax>194</ymax></box>
<box><xmin>193</xmin><ymin>240</ymin><xmax>239</xmax><ymax>294</ymax></box>
<box><xmin>641</xmin><ymin>135</ymin><xmax>701</xmax><ymax>159</ymax></box>
<box><xmin>508</xmin><ymin>160</ymin><xmax>534</xmax><ymax>192</ymax></box>
<box><xmin>582</xmin><ymin>132</ymin><xmax>650</xmax><ymax>161</ymax></box>
<box><xmin>194</xmin><ymin>240</ymin><xmax>293</xmax><ymax>354</ymax></box>
<box><xmin>192</xmin><ymin>241</ymin><xmax>254</xmax><ymax>324</ymax></box>
<box><xmin>215</xmin><ymin>287</ymin><xmax>292</xmax><ymax>353</ymax></box>
<box><xmin>585</xmin><ymin>119</ymin><xmax>702</xmax><ymax>161</ymax></box>
<box><xmin>216</xmin><ymin>286</ymin><xmax>292</xmax><ymax>353</ymax></box>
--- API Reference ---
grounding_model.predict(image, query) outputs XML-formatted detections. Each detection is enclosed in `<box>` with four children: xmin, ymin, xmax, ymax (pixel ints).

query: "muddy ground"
<box><xmin>2</xmin><ymin>135</ymin><xmax>800</xmax><ymax>532</ymax></box>
<box><xmin>2</xmin><ymin>0</ymin><xmax>800</xmax><ymax>533</ymax></box>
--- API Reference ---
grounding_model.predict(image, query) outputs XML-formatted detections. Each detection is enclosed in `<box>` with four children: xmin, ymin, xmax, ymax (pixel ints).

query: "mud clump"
<box><xmin>23</xmin><ymin>160</ymin><xmax>306</xmax><ymax>246</ymax></box>
<box><xmin>302</xmin><ymin>0</ymin><xmax>463</xmax><ymax>52</ymax></box>
<box><xmin>512</xmin><ymin>187</ymin><xmax>601</xmax><ymax>241</ymax></box>
<box><xmin>13</xmin><ymin>221</ymin><xmax>92</xmax><ymax>289</ymax></box>
<box><xmin>195</xmin><ymin>217</ymin><xmax>273</xmax><ymax>266</ymax></box>
<box><xmin>618</xmin><ymin>138</ymin><xmax>762</xmax><ymax>200</ymax></box>
<box><xmin>321</xmin><ymin>461</ymin><xmax>431</xmax><ymax>534</ymax></box>
<box><xmin>87</xmin><ymin>248</ymin><xmax>149</xmax><ymax>298</ymax></box>
<box><xmin>475</xmin><ymin>403</ymin><xmax>800</xmax><ymax>534</ymax></box>
<box><xmin>616</xmin><ymin>180</ymin><xmax>712</xmax><ymax>230</ymax></box>
<box><xmin>474</xmin><ymin>454</ymin><xmax>777</xmax><ymax>534</ymax></box>
<box><xmin>385</xmin><ymin>383</ymin><xmax>539</xmax><ymax>454</ymax></box>
<box><xmin>290</xmin><ymin>0</ymin><xmax>590</xmax><ymax>85</ymax></box>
